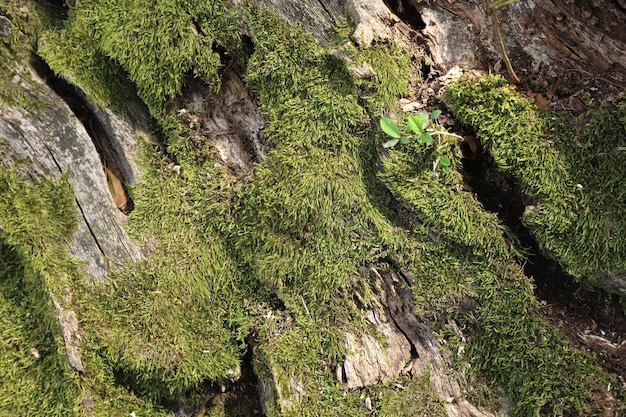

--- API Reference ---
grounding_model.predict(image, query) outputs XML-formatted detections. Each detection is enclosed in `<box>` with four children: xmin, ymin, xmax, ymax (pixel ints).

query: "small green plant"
<box><xmin>380</xmin><ymin>110</ymin><xmax>463</xmax><ymax>171</ymax></box>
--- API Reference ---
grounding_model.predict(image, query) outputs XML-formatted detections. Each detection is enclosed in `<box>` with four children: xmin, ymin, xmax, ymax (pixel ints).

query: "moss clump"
<box><xmin>0</xmin><ymin>239</ymin><xmax>81</xmax><ymax>416</ymax></box>
<box><xmin>40</xmin><ymin>0</ymin><xmax>239</xmax><ymax>116</ymax></box>
<box><xmin>0</xmin><ymin>167</ymin><xmax>177</xmax><ymax>415</ymax></box>
<box><xmin>464</xmin><ymin>266</ymin><xmax>608</xmax><ymax>416</ymax></box>
<box><xmin>330</xmin><ymin>19</ymin><xmax>412</xmax><ymax>114</ymax></box>
<box><xmin>377</xmin><ymin>371</ymin><xmax>446</xmax><ymax>417</ymax></box>
<box><xmin>380</xmin><ymin>130</ymin><xmax>515</xmax><ymax>264</ymax></box>
<box><xmin>382</xmin><ymin>145</ymin><xmax>608</xmax><ymax>415</ymax></box>
<box><xmin>379</xmin><ymin>78</ymin><xmax>612</xmax><ymax>414</ymax></box>
<box><xmin>448</xmin><ymin>76</ymin><xmax>626</xmax><ymax>283</ymax></box>
<box><xmin>0</xmin><ymin>169</ymin><xmax>78</xmax><ymax>324</ymax></box>
<box><xmin>237</xmin><ymin>9</ymin><xmax>416</xmax><ymax>409</ymax></box>
<box><xmin>259</xmin><ymin>369</ymin><xmax>446</xmax><ymax>417</ymax></box>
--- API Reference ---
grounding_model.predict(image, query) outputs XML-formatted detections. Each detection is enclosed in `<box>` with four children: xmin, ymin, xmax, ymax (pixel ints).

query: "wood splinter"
<box><xmin>105</xmin><ymin>167</ymin><xmax>129</xmax><ymax>212</ymax></box>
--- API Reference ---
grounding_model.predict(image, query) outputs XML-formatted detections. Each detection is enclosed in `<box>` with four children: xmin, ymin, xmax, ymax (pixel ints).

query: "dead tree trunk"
<box><xmin>0</xmin><ymin>0</ymin><xmax>624</xmax><ymax>415</ymax></box>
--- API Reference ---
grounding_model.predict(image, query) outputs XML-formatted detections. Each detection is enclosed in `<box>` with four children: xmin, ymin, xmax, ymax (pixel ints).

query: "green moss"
<box><xmin>378</xmin><ymin>76</ymin><xmax>613</xmax><ymax>415</ymax></box>
<box><xmin>381</xmin><ymin>133</ymin><xmax>516</xmax><ymax>264</ymax></box>
<box><xmin>0</xmin><ymin>169</ymin><xmax>78</xmax><ymax>326</ymax></box>
<box><xmin>233</xmin><ymin>8</ymin><xmax>424</xmax><ymax>410</ymax></box>
<box><xmin>245</xmin><ymin>12</ymin><xmax>364</xmax><ymax>151</ymax></box>
<box><xmin>39</xmin><ymin>27</ymin><xmax>137</xmax><ymax>111</ymax></box>
<box><xmin>0</xmin><ymin>240</ymin><xmax>81</xmax><ymax>416</ymax></box>
<box><xmin>72</xmin><ymin>134</ymin><xmax>246</xmax><ymax>401</ymax></box>
<box><xmin>3</xmin><ymin>2</ymin><xmax>620</xmax><ymax>415</ymax></box>
<box><xmin>447</xmin><ymin>75</ymin><xmax>626</xmax><ymax>282</ymax></box>
<box><xmin>353</xmin><ymin>44</ymin><xmax>412</xmax><ymax>114</ymax></box>
<box><xmin>257</xmin><ymin>369</ymin><xmax>446</xmax><ymax>417</ymax></box>
<box><xmin>329</xmin><ymin>18</ymin><xmax>412</xmax><ymax>114</ymax></box>
<box><xmin>0</xmin><ymin>167</ymin><xmax>179</xmax><ymax>415</ymax></box>
<box><xmin>40</xmin><ymin>0</ymin><xmax>239</xmax><ymax>116</ymax></box>
<box><xmin>377</xmin><ymin>371</ymin><xmax>446</xmax><ymax>417</ymax></box>
<box><xmin>465</xmin><ymin>266</ymin><xmax>607</xmax><ymax>416</ymax></box>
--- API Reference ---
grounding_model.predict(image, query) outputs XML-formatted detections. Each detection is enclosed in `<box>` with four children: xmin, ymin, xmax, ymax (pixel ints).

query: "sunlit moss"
<box><xmin>448</xmin><ymin>75</ymin><xmax>626</xmax><ymax>283</ymax></box>
<box><xmin>237</xmin><ymin>9</ymin><xmax>415</xmax><ymax>409</ymax></box>
<box><xmin>40</xmin><ymin>0</ymin><xmax>239</xmax><ymax>116</ymax></box>
<box><xmin>2</xmin><ymin>1</ymin><xmax>621</xmax><ymax>415</ymax></box>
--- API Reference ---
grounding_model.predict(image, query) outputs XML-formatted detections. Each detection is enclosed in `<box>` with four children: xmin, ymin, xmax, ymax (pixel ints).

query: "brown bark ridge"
<box><xmin>413</xmin><ymin>0</ymin><xmax>625</xmax><ymax>86</ymax></box>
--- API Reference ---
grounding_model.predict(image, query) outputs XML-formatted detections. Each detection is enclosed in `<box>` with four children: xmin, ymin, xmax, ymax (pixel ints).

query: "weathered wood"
<box><xmin>1</xmin><ymin>0</ymin><xmax>623</xmax><ymax>414</ymax></box>
<box><xmin>414</xmin><ymin>0</ymin><xmax>626</xmax><ymax>86</ymax></box>
<box><xmin>0</xmin><ymin>70</ymin><xmax>144</xmax><ymax>278</ymax></box>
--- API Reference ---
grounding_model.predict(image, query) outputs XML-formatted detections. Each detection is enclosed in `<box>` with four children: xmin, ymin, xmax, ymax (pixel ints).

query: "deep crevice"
<box><xmin>461</xmin><ymin>149</ymin><xmax>626</xmax><ymax>383</ymax></box>
<box><xmin>461</xmin><ymin>151</ymin><xmax>579</xmax><ymax>296</ymax></box>
<box><xmin>110</xmin><ymin>341</ymin><xmax>265</xmax><ymax>417</ymax></box>
<box><xmin>31</xmin><ymin>57</ymin><xmax>134</xmax><ymax>214</ymax></box>
<box><xmin>381</xmin><ymin>0</ymin><xmax>426</xmax><ymax>30</ymax></box>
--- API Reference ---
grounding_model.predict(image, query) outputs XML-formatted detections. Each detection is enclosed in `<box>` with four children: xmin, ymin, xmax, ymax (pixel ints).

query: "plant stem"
<box><xmin>492</xmin><ymin>9</ymin><xmax>521</xmax><ymax>84</ymax></box>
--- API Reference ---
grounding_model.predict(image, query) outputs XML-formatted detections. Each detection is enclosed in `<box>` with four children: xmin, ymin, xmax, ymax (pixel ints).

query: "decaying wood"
<box><xmin>1</xmin><ymin>0</ymin><xmax>624</xmax><ymax>414</ymax></box>
<box><xmin>174</xmin><ymin>68</ymin><xmax>266</xmax><ymax>173</ymax></box>
<box><xmin>415</xmin><ymin>0</ymin><xmax>626</xmax><ymax>86</ymax></box>
<box><xmin>0</xmin><ymin>70</ymin><xmax>144</xmax><ymax>277</ymax></box>
<box><xmin>374</xmin><ymin>267</ymin><xmax>494</xmax><ymax>417</ymax></box>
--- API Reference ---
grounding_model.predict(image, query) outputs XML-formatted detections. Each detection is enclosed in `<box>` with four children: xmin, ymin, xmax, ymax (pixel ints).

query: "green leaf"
<box><xmin>421</xmin><ymin>133</ymin><xmax>433</xmax><ymax>144</ymax></box>
<box><xmin>407</xmin><ymin>114</ymin><xmax>427</xmax><ymax>134</ymax></box>
<box><xmin>400</xmin><ymin>136</ymin><xmax>410</xmax><ymax>145</ymax></box>
<box><xmin>383</xmin><ymin>138</ymin><xmax>400</xmax><ymax>148</ymax></box>
<box><xmin>439</xmin><ymin>155</ymin><xmax>451</xmax><ymax>167</ymax></box>
<box><xmin>430</xmin><ymin>109</ymin><xmax>442</xmax><ymax>120</ymax></box>
<box><xmin>380</xmin><ymin>118</ymin><xmax>401</xmax><ymax>138</ymax></box>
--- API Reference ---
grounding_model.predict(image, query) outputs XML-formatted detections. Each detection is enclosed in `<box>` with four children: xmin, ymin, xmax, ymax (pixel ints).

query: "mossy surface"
<box><xmin>448</xmin><ymin>76</ymin><xmax>626</xmax><ymax>283</ymax></box>
<box><xmin>377</xmin><ymin>371</ymin><xmax>446</xmax><ymax>417</ymax></box>
<box><xmin>380</xmin><ymin>124</ymin><xmax>610</xmax><ymax>416</ymax></box>
<box><xmin>236</xmin><ymin>9</ymin><xmax>417</xmax><ymax>411</ymax></box>
<box><xmin>1</xmin><ymin>2</ymin><xmax>623</xmax><ymax>417</ymax></box>
<box><xmin>40</xmin><ymin>0</ymin><xmax>239</xmax><ymax>116</ymax></box>
<box><xmin>0</xmin><ymin>0</ymin><xmax>63</xmax><ymax>107</ymax></box>
<box><xmin>80</xmin><ymin>136</ymin><xmax>246</xmax><ymax>401</ymax></box>
<box><xmin>0</xmin><ymin>169</ymin><xmax>174</xmax><ymax>416</ymax></box>
<box><xmin>0</xmin><ymin>239</ymin><xmax>80</xmax><ymax>416</ymax></box>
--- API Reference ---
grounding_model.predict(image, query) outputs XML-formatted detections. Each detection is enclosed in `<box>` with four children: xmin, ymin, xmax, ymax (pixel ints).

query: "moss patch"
<box><xmin>0</xmin><ymin>168</ymin><xmax>175</xmax><ymax>416</ymax></box>
<box><xmin>79</xmin><ymin>137</ymin><xmax>246</xmax><ymax>401</ymax></box>
<box><xmin>0</xmin><ymin>239</ymin><xmax>80</xmax><ymax>416</ymax></box>
<box><xmin>237</xmin><ymin>9</ymin><xmax>416</xmax><ymax>410</ymax></box>
<box><xmin>448</xmin><ymin>76</ymin><xmax>626</xmax><ymax>284</ymax></box>
<box><xmin>377</xmin><ymin>371</ymin><xmax>446</xmax><ymax>417</ymax></box>
<box><xmin>379</xmin><ymin>77</ymin><xmax>614</xmax><ymax>415</ymax></box>
<box><xmin>40</xmin><ymin>0</ymin><xmax>239</xmax><ymax>116</ymax></box>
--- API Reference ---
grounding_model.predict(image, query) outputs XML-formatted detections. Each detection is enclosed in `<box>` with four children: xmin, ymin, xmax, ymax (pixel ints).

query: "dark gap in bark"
<box><xmin>460</xmin><ymin>146</ymin><xmax>626</xmax><ymax>382</ymax></box>
<box><xmin>164</xmin><ymin>341</ymin><xmax>265</xmax><ymax>417</ymax></box>
<box><xmin>109</xmin><ymin>339</ymin><xmax>265</xmax><ymax>417</ymax></box>
<box><xmin>38</xmin><ymin>0</ymin><xmax>69</xmax><ymax>21</ymax></box>
<box><xmin>31</xmin><ymin>58</ymin><xmax>134</xmax><ymax>214</ymax></box>
<box><xmin>381</xmin><ymin>0</ymin><xmax>425</xmax><ymax>30</ymax></box>
<box><xmin>460</xmin><ymin>148</ymin><xmax>584</xmax><ymax>296</ymax></box>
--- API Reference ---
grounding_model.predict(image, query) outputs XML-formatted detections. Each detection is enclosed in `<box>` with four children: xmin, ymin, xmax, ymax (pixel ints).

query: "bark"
<box><xmin>0</xmin><ymin>0</ymin><xmax>623</xmax><ymax>414</ymax></box>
